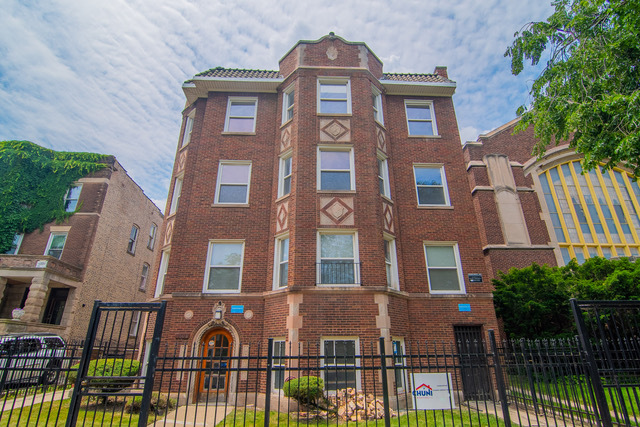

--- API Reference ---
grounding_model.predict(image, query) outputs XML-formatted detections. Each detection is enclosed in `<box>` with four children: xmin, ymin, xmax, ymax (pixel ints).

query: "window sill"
<box><xmin>212</xmin><ymin>203</ymin><xmax>250</xmax><ymax>208</ymax></box>
<box><xmin>374</xmin><ymin>121</ymin><xmax>386</xmax><ymax>130</ymax></box>
<box><xmin>221</xmin><ymin>131</ymin><xmax>256</xmax><ymax>136</ymax></box>
<box><xmin>408</xmin><ymin>135</ymin><xmax>441</xmax><ymax>139</ymax></box>
<box><xmin>429</xmin><ymin>291</ymin><xmax>467</xmax><ymax>295</ymax></box>
<box><xmin>275</xmin><ymin>194</ymin><xmax>290</xmax><ymax>203</ymax></box>
<box><xmin>126</xmin><ymin>251</ymin><xmax>136</xmax><ymax>256</ymax></box>
<box><xmin>317</xmin><ymin>113</ymin><xmax>352</xmax><ymax>117</ymax></box>
<box><xmin>381</xmin><ymin>195</ymin><xmax>393</xmax><ymax>204</ymax></box>
<box><xmin>316</xmin><ymin>284</ymin><xmax>361</xmax><ymax>288</ymax></box>
<box><xmin>179</xmin><ymin>142</ymin><xmax>189</xmax><ymax>151</ymax></box>
<box><xmin>417</xmin><ymin>205</ymin><xmax>453</xmax><ymax>210</ymax></box>
<box><xmin>317</xmin><ymin>190</ymin><xmax>356</xmax><ymax>194</ymax></box>
<box><xmin>280</xmin><ymin>119</ymin><xmax>293</xmax><ymax>128</ymax></box>
<box><xmin>202</xmin><ymin>289</ymin><xmax>242</xmax><ymax>294</ymax></box>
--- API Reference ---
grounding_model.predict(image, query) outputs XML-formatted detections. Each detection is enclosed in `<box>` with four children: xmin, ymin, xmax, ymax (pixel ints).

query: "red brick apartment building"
<box><xmin>0</xmin><ymin>157</ymin><xmax>163</xmax><ymax>342</ymax></box>
<box><xmin>150</xmin><ymin>34</ymin><xmax>500</xmax><ymax>398</ymax></box>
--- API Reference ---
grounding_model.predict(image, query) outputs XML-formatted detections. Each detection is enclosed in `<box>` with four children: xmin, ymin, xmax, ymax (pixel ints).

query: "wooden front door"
<box><xmin>199</xmin><ymin>329</ymin><xmax>233</xmax><ymax>396</ymax></box>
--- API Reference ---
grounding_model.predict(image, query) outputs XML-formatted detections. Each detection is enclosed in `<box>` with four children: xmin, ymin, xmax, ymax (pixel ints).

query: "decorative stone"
<box><xmin>11</xmin><ymin>308</ymin><xmax>25</xmax><ymax>320</ymax></box>
<box><xmin>184</xmin><ymin>310</ymin><xmax>193</xmax><ymax>320</ymax></box>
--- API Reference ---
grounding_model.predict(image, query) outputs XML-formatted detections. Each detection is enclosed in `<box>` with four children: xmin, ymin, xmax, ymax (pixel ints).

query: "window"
<box><xmin>384</xmin><ymin>236</ymin><xmax>399</xmax><ymax>289</ymax></box>
<box><xmin>317</xmin><ymin>232</ymin><xmax>360</xmax><ymax>285</ymax></box>
<box><xmin>64</xmin><ymin>184</ymin><xmax>82</xmax><ymax>212</ymax></box>
<box><xmin>224</xmin><ymin>97</ymin><xmax>258</xmax><ymax>133</ymax></box>
<box><xmin>372</xmin><ymin>87</ymin><xmax>383</xmax><ymax>125</ymax></box>
<box><xmin>278</xmin><ymin>154</ymin><xmax>292</xmax><ymax>198</ymax></box>
<box><xmin>129</xmin><ymin>311</ymin><xmax>141</xmax><ymax>337</ymax></box>
<box><xmin>392</xmin><ymin>339</ymin><xmax>408</xmax><ymax>391</ymax></box>
<box><xmin>405</xmin><ymin>100</ymin><xmax>437</xmax><ymax>136</ymax></box>
<box><xmin>322</xmin><ymin>338</ymin><xmax>359</xmax><ymax>391</ymax></box>
<box><xmin>318</xmin><ymin>79</ymin><xmax>351</xmax><ymax>114</ymax></box>
<box><xmin>318</xmin><ymin>147</ymin><xmax>355</xmax><ymax>191</ymax></box>
<box><xmin>5</xmin><ymin>233</ymin><xmax>23</xmax><ymax>254</ymax></box>
<box><xmin>127</xmin><ymin>225</ymin><xmax>139</xmax><ymax>254</ymax></box>
<box><xmin>181</xmin><ymin>111</ymin><xmax>195</xmax><ymax>147</ymax></box>
<box><xmin>169</xmin><ymin>176</ymin><xmax>183</xmax><ymax>215</ymax></box>
<box><xmin>45</xmin><ymin>233</ymin><xmax>67</xmax><ymax>259</ymax></box>
<box><xmin>414</xmin><ymin>165</ymin><xmax>450</xmax><ymax>206</ymax></box>
<box><xmin>148</xmin><ymin>223</ymin><xmax>157</xmax><ymax>250</ymax></box>
<box><xmin>154</xmin><ymin>250</ymin><xmax>170</xmax><ymax>298</ymax></box>
<box><xmin>215</xmin><ymin>162</ymin><xmax>252</xmax><ymax>204</ymax></box>
<box><xmin>282</xmin><ymin>86</ymin><xmax>294</xmax><ymax>124</ymax></box>
<box><xmin>273</xmin><ymin>340</ymin><xmax>287</xmax><ymax>390</ymax></box>
<box><xmin>139</xmin><ymin>263</ymin><xmax>150</xmax><ymax>291</ymax></box>
<box><xmin>377</xmin><ymin>155</ymin><xmax>391</xmax><ymax>198</ymax></box>
<box><xmin>274</xmin><ymin>235</ymin><xmax>289</xmax><ymax>288</ymax></box>
<box><xmin>423</xmin><ymin>243</ymin><xmax>465</xmax><ymax>293</ymax></box>
<box><xmin>204</xmin><ymin>241</ymin><xmax>244</xmax><ymax>293</ymax></box>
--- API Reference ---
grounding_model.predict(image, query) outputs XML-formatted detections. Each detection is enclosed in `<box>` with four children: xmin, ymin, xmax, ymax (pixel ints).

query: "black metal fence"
<box><xmin>3</xmin><ymin>300</ymin><xmax>640</xmax><ymax>426</ymax></box>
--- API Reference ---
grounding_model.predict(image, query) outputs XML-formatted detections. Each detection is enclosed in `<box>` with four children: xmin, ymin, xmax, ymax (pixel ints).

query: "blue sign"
<box><xmin>458</xmin><ymin>304</ymin><xmax>471</xmax><ymax>312</ymax></box>
<box><xmin>230</xmin><ymin>305</ymin><xmax>244</xmax><ymax>314</ymax></box>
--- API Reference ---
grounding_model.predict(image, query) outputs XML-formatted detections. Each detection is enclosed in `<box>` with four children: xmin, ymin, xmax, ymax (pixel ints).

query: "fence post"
<box><xmin>488</xmin><ymin>330</ymin><xmax>511</xmax><ymax>427</ymax></box>
<box><xmin>571</xmin><ymin>299</ymin><xmax>613</xmax><ymax>427</ymax></box>
<box><xmin>264</xmin><ymin>338</ymin><xmax>273</xmax><ymax>427</ymax></box>
<box><xmin>378</xmin><ymin>337</ymin><xmax>391</xmax><ymax>427</ymax></box>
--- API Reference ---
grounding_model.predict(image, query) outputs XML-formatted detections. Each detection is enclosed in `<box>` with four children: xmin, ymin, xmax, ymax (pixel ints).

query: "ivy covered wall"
<box><xmin>0</xmin><ymin>141</ymin><xmax>108</xmax><ymax>254</ymax></box>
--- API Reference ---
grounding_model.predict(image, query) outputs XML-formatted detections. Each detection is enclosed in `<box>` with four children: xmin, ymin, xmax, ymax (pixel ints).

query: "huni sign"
<box><xmin>411</xmin><ymin>373</ymin><xmax>455</xmax><ymax>410</ymax></box>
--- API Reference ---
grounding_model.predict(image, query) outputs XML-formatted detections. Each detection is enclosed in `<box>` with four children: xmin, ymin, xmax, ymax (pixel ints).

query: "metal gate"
<box><xmin>66</xmin><ymin>300</ymin><xmax>166</xmax><ymax>427</ymax></box>
<box><xmin>572</xmin><ymin>299</ymin><xmax>640</xmax><ymax>427</ymax></box>
<box><xmin>454</xmin><ymin>325</ymin><xmax>493</xmax><ymax>400</ymax></box>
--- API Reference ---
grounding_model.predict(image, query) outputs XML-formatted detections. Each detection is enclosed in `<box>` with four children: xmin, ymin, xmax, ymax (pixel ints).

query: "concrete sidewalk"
<box><xmin>151</xmin><ymin>404</ymin><xmax>234</xmax><ymax>426</ymax></box>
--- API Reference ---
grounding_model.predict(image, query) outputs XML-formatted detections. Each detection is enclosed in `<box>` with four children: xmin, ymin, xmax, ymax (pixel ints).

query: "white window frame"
<box><xmin>5</xmin><ymin>233</ymin><xmax>23</xmax><ymax>255</ymax></box>
<box><xmin>214</xmin><ymin>161</ymin><xmax>252</xmax><ymax>205</ymax></box>
<box><xmin>203</xmin><ymin>240</ymin><xmax>245</xmax><ymax>293</ymax></box>
<box><xmin>45</xmin><ymin>232</ymin><xmax>67</xmax><ymax>259</ymax></box>
<box><xmin>129</xmin><ymin>311</ymin><xmax>141</xmax><ymax>337</ymax></box>
<box><xmin>413</xmin><ymin>164</ymin><xmax>450</xmax><ymax>206</ymax></box>
<box><xmin>169</xmin><ymin>176</ymin><xmax>183</xmax><ymax>216</ymax></box>
<box><xmin>405</xmin><ymin>100</ymin><xmax>438</xmax><ymax>136</ymax></box>
<box><xmin>392</xmin><ymin>338</ymin><xmax>409</xmax><ymax>391</ymax></box>
<box><xmin>317</xmin><ymin>146</ymin><xmax>355</xmax><ymax>191</ymax></box>
<box><xmin>154</xmin><ymin>250</ymin><xmax>170</xmax><ymax>298</ymax></box>
<box><xmin>317</xmin><ymin>78</ymin><xmax>352</xmax><ymax>115</ymax></box>
<box><xmin>384</xmin><ymin>234</ymin><xmax>399</xmax><ymax>289</ymax></box>
<box><xmin>282</xmin><ymin>85</ymin><xmax>295</xmax><ymax>124</ymax></box>
<box><xmin>64</xmin><ymin>184</ymin><xmax>83</xmax><ymax>212</ymax></box>
<box><xmin>181</xmin><ymin>110</ymin><xmax>195</xmax><ymax>147</ymax></box>
<box><xmin>272</xmin><ymin>339</ymin><xmax>287</xmax><ymax>391</ymax></box>
<box><xmin>139</xmin><ymin>263</ymin><xmax>150</xmax><ymax>291</ymax></box>
<box><xmin>423</xmin><ymin>242</ymin><xmax>465</xmax><ymax>294</ymax></box>
<box><xmin>273</xmin><ymin>233</ymin><xmax>290</xmax><ymax>289</ymax></box>
<box><xmin>372</xmin><ymin>86</ymin><xmax>384</xmax><ymax>125</ymax></box>
<box><xmin>316</xmin><ymin>230</ymin><xmax>360</xmax><ymax>286</ymax></box>
<box><xmin>127</xmin><ymin>225</ymin><xmax>139</xmax><ymax>255</ymax></box>
<box><xmin>148</xmin><ymin>223</ymin><xmax>157</xmax><ymax>250</ymax></box>
<box><xmin>377</xmin><ymin>152</ymin><xmax>391</xmax><ymax>199</ymax></box>
<box><xmin>224</xmin><ymin>97</ymin><xmax>258</xmax><ymax>133</ymax></box>
<box><xmin>321</xmin><ymin>337</ymin><xmax>361</xmax><ymax>392</ymax></box>
<box><xmin>278</xmin><ymin>152</ymin><xmax>292</xmax><ymax>198</ymax></box>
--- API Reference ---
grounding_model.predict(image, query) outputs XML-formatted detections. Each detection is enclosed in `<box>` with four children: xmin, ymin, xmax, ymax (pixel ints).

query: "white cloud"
<box><xmin>0</xmin><ymin>0</ymin><xmax>555</xmax><ymax>203</ymax></box>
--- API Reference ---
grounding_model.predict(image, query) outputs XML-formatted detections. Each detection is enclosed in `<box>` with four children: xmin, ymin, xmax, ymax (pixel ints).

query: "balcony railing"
<box><xmin>316</xmin><ymin>261</ymin><xmax>361</xmax><ymax>285</ymax></box>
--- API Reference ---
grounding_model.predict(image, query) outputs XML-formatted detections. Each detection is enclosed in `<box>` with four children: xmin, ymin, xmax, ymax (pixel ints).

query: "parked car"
<box><xmin>0</xmin><ymin>333</ymin><xmax>66</xmax><ymax>386</ymax></box>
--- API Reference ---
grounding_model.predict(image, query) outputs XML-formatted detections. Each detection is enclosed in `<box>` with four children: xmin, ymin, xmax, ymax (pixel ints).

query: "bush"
<box><xmin>68</xmin><ymin>358</ymin><xmax>141</xmax><ymax>392</ymax></box>
<box><xmin>283</xmin><ymin>376</ymin><xmax>324</xmax><ymax>405</ymax></box>
<box><xmin>124</xmin><ymin>392</ymin><xmax>176</xmax><ymax>414</ymax></box>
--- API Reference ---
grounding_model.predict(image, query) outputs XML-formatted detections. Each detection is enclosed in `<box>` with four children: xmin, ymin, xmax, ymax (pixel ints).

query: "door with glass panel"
<box><xmin>199</xmin><ymin>329</ymin><xmax>233</xmax><ymax>396</ymax></box>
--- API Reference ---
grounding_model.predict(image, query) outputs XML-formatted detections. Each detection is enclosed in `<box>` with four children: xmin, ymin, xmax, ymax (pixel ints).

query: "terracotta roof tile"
<box><xmin>194</xmin><ymin>67</ymin><xmax>281</xmax><ymax>79</ymax></box>
<box><xmin>381</xmin><ymin>73</ymin><xmax>453</xmax><ymax>84</ymax></box>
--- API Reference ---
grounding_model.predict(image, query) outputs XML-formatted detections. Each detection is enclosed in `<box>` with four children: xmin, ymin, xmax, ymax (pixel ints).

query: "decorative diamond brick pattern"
<box><xmin>276</xmin><ymin>201</ymin><xmax>289</xmax><ymax>232</ymax></box>
<box><xmin>281</xmin><ymin>127</ymin><xmax>292</xmax><ymax>152</ymax></box>
<box><xmin>177</xmin><ymin>150</ymin><xmax>188</xmax><ymax>174</ymax></box>
<box><xmin>383</xmin><ymin>202</ymin><xmax>394</xmax><ymax>233</ymax></box>
<box><xmin>376</xmin><ymin>128</ymin><xmax>387</xmax><ymax>153</ymax></box>
<box><xmin>164</xmin><ymin>218</ymin><xmax>174</xmax><ymax>246</ymax></box>
<box><xmin>320</xmin><ymin>197</ymin><xmax>354</xmax><ymax>226</ymax></box>
<box><xmin>320</xmin><ymin>119</ymin><xmax>351</xmax><ymax>142</ymax></box>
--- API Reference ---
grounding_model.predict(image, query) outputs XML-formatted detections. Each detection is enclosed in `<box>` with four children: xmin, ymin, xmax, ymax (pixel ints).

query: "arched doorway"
<box><xmin>198</xmin><ymin>328</ymin><xmax>233</xmax><ymax>398</ymax></box>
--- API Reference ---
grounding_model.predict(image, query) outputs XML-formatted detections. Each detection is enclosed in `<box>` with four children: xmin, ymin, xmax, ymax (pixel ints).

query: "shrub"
<box><xmin>68</xmin><ymin>358</ymin><xmax>141</xmax><ymax>392</ymax></box>
<box><xmin>283</xmin><ymin>376</ymin><xmax>324</xmax><ymax>405</ymax></box>
<box><xmin>124</xmin><ymin>392</ymin><xmax>176</xmax><ymax>414</ymax></box>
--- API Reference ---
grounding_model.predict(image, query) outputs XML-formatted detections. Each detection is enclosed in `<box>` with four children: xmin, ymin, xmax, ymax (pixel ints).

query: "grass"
<box><xmin>0</xmin><ymin>397</ymin><xmax>140</xmax><ymax>427</ymax></box>
<box><xmin>216</xmin><ymin>408</ymin><xmax>506</xmax><ymax>426</ymax></box>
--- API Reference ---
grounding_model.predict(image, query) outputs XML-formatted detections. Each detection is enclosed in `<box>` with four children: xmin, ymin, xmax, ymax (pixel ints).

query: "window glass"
<box><xmin>140</xmin><ymin>263</ymin><xmax>150</xmax><ymax>291</ymax></box>
<box><xmin>225</xmin><ymin>98</ymin><xmax>257</xmax><ymax>132</ymax></box>
<box><xmin>378</xmin><ymin>157</ymin><xmax>390</xmax><ymax>198</ymax></box>
<box><xmin>128</xmin><ymin>225</ymin><xmax>139</xmax><ymax>254</ymax></box>
<box><xmin>424</xmin><ymin>244</ymin><xmax>463</xmax><ymax>293</ymax></box>
<box><xmin>148</xmin><ymin>224</ymin><xmax>157</xmax><ymax>250</ymax></box>
<box><xmin>169</xmin><ymin>177</ymin><xmax>183</xmax><ymax>215</ymax></box>
<box><xmin>206</xmin><ymin>242</ymin><xmax>244</xmax><ymax>291</ymax></box>
<box><xmin>46</xmin><ymin>233</ymin><xmax>67</xmax><ymax>259</ymax></box>
<box><xmin>273</xmin><ymin>340</ymin><xmax>287</xmax><ymax>389</ymax></box>
<box><xmin>279</xmin><ymin>156</ymin><xmax>292</xmax><ymax>197</ymax></box>
<box><xmin>318</xmin><ymin>80</ymin><xmax>350</xmax><ymax>114</ymax></box>
<box><xmin>405</xmin><ymin>102</ymin><xmax>435</xmax><ymax>136</ymax></box>
<box><xmin>372</xmin><ymin>89</ymin><xmax>383</xmax><ymax>124</ymax></box>
<box><xmin>182</xmin><ymin>113</ymin><xmax>194</xmax><ymax>147</ymax></box>
<box><xmin>154</xmin><ymin>251</ymin><xmax>170</xmax><ymax>298</ymax></box>
<box><xmin>64</xmin><ymin>185</ymin><xmax>82</xmax><ymax>212</ymax></box>
<box><xmin>323</xmin><ymin>339</ymin><xmax>357</xmax><ymax>390</ymax></box>
<box><xmin>414</xmin><ymin>166</ymin><xmax>448</xmax><ymax>205</ymax></box>
<box><xmin>276</xmin><ymin>237</ymin><xmax>289</xmax><ymax>288</ymax></box>
<box><xmin>320</xmin><ymin>150</ymin><xmax>352</xmax><ymax>191</ymax></box>
<box><xmin>283</xmin><ymin>88</ymin><xmax>294</xmax><ymax>123</ymax></box>
<box><xmin>5</xmin><ymin>233</ymin><xmax>23</xmax><ymax>255</ymax></box>
<box><xmin>319</xmin><ymin>234</ymin><xmax>357</xmax><ymax>284</ymax></box>
<box><xmin>216</xmin><ymin>163</ymin><xmax>251</xmax><ymax>204</ymax></box>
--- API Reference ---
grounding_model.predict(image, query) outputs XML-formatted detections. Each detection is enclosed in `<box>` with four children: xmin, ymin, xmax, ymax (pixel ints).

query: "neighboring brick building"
<box><xmin>150</xmin><ymin>34</ymin><xmax>499</xmax><ymax>400</ymax></box>
<box><xmin>464</xmin><ymin>118</ymin><xmax>640</xmax><ymax>278</ymax></box>
<box><xmin>0</xmin><ymin>156</ymin><xmax>163</xmax><ymax>342</ymax></box>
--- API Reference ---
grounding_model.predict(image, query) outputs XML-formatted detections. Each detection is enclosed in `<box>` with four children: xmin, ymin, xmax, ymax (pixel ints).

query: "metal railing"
<box><xmin>316</xmin><ymin>261</ymin><xmax>361</xmax><ymax>285</ymax></box>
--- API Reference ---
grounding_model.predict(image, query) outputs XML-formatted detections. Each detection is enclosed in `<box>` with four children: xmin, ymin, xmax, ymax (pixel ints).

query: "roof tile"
<box><xmin>381</xmin><ymin>73</ymin><xmax>453</xmax><ymax>84</ymax></box>
<box><xmin>194</xmin><ymin>67</ymin><xmax>281</xmax><ymax>79</ymax></box>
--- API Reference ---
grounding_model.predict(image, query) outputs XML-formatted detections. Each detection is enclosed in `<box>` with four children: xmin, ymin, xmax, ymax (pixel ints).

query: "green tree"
<box><xmin>493</xmin><ymin>257</ymin><xmax>640</xmax><ymax>338</ymax></box>
<box><xmin>0</xmin><ymin>141</ymin><xmax>107</xmax><ymax>253</ymax></box>
<box><xmin>505</xmin><ymin>0</ymin><xmax>640</xmax><ymax>175</ymax></box>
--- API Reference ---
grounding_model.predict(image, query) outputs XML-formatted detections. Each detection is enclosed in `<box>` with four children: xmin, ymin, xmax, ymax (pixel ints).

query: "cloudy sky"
<box><xmin>0</xmin><ymin>0</ymin><xmax>553</xmax><ymax>210</ymax></box>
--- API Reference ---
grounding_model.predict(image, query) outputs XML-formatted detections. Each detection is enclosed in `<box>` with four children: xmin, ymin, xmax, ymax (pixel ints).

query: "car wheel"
<box><xmin>39</xmin><ymin>360</ymin><xmax>61</xmax><ymax>386</ymax></box>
